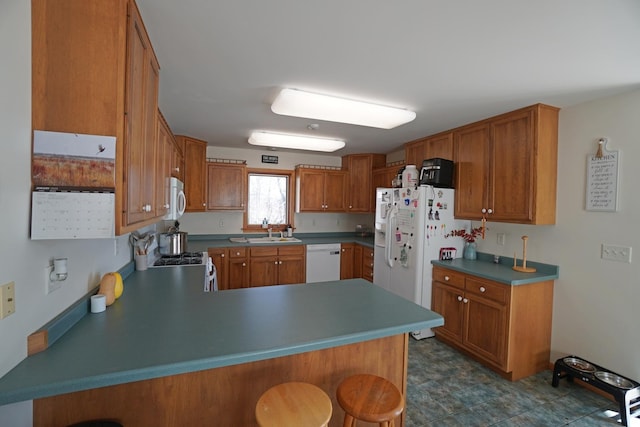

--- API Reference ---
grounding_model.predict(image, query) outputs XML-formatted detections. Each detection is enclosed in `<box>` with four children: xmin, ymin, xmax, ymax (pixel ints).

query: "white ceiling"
<box><xmin>136</xmin><ymin>0</ymin><xmax>640</xmax><ymax>156</ymax></box>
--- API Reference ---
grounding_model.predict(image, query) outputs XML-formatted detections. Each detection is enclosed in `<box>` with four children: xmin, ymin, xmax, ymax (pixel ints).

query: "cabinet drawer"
<box><xmin>465</xmin><ymin>277</ymin><xmax>510</xmax><ymax>304</ymax></box>
<box><xmin>433</xmin><ymin>267</ymin><xmax>464</xmax><ymax>289</ymax></box>
<box><xmin>250</xmin><ymin>247</ymin><xmax>277</xmax><ymax>257</ymax></box>
<box><xmin>229</xmin><ymin>247</ymin><xmax>247</xmax><ymax>258</ymax></box>
<box><xmin>278</xmin><ymin>245</ymin><xmax>304</xmax><ymax>256</ymax></box>
<box><xmin>363</xmin><ymin>249</ymin><xmax>374</xmax><ymax>264</ymax></box>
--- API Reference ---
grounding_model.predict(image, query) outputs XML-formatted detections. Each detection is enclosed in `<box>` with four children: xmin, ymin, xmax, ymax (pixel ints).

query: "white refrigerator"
<box><xmin>373</xmin><ymin>186</ymin><xmax>470</xmax><ymax>339</ymax></box>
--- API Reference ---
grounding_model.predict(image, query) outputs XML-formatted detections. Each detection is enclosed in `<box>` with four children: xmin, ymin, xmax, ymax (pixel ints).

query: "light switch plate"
<box><xmin>601</xmin><ymin>244</ymin><xmax>632</xmax><ymax>263</ymax></box>
<box><xmin>0</xmin><ymin>281</ymin><xmax>16</xmax><ymax>319</ymax></box>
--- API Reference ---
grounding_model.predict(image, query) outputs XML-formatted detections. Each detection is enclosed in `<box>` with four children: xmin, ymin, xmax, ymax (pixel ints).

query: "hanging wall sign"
<box><xmin>586</xmin><ymin>138</ymin><xmax>619</xmax><ymax>212</ymax></box>
<box><xmin>261</xmin><ymin>155</ymin><xmax>278</xmax><ymax>164</ymax></box>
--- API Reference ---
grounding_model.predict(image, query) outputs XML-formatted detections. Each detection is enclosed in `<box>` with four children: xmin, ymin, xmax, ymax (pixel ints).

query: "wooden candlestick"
<box><xmin>513</xmin><ymin>235</ymin><xmax>536</xmax><ymax>273</ymax></box>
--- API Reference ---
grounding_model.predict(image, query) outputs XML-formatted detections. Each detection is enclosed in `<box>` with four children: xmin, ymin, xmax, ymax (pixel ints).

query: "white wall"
<box><xmin>176</xmin><ymin>145</ymin><xmax>375</xmax><ymax>234</ymax></box>
<box><xmin>475</xmin><ymin>89</ymin><xmax>640</xmax><ymax>380</ymax></box>
<box><xmin>2</xmin><ymin>1</ymin><xmax>639</xmax><ymax>423</ymax></box>
<box><xmin>0</xmin><ymin>1</ymin><xmax>132</xmax><ymax>424</ymax></box>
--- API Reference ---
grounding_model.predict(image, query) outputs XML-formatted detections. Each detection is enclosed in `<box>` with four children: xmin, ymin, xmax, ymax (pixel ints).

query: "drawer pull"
<box><xmin>480</xmin><ymin>286</ymin><xmax>486</xmax><ymax>293</ymax></box>
<box><xmin>445</xmin><ymin>276</ymin><xmax>450</xmax><ymax>281</ymax></box>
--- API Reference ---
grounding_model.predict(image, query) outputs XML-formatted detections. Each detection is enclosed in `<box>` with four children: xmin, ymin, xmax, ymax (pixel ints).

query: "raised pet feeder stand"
<box><xmin>552</xmin><ymin>356</ymin><xmax>640</xmax><ymax>426</ymax></box>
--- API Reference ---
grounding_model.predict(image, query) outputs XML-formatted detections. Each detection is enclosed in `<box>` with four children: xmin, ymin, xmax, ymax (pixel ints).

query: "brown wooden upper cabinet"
<box><xmin>207</xmin><ymin>162</ymin><xmax>247</xmax><ymax>211</ymax></box>
<box><xmin>342</xmin><ymin>154</ymin><xmax>386</xmax><ymax>213</ymax></box>
<box><xmin>296</xmin><ymin>167</ymin><xmax>347</xmax><ymax>212</ymax></box>
<box><xmin>372</xmin><ymin>163</ymin><xmax>404</xmax><ymax>191</ymax></box>
<box><xmin>32</xmin><ymin>0</ymin><xmax>162</xmax><ymax>235</ymax></box>
<box><xmin>177</xmin><ymin>136</ymin><xmax>207</xmax><ymax>212</ymax></box>
<box><xmin>155</xmin><ymin>110</ymin><xmax>174</xmax><ymax>219</ymax></box>
<box><xmin>453</xmin><ymin>104</ymin><xmax>559</xmax><ymax>224</ymax></box>
<box><xmin>124</xmin><ymin>5</ymin><xmax>160</xmax><ymax>227</ymax></box>
<box><xmin>405</xmin><ymin>132</ymin><xmax>454</xmax><ymax>167</ymax></box>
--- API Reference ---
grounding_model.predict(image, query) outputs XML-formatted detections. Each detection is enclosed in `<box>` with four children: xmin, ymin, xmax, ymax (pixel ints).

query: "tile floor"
<box><xmin>405</xmin><ymin>338</ymin><xmax>627</xmax><ymax>426</ymax></box>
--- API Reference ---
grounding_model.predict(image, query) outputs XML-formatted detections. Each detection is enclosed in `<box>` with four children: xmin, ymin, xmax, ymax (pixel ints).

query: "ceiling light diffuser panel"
<box><xmin>271</xmin><ymin>88</ymin><xmax>416</xmax><ymax>129</ymax></box>
<box><xmin>248</xmin><ymin>131</ymin><xmax>345</xmax><ymax>152</ymax></box>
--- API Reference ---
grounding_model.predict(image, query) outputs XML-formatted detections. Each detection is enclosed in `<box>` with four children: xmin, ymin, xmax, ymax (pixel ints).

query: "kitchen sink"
<box><xmin>229</xmin><ymin>236</ymin><xmax>302</xmax><ymax>244</ymax></box>
<box><xmin>246</xmin><ymin>236</ymin><xmax>301</xmax><ymax>244</ymax></box>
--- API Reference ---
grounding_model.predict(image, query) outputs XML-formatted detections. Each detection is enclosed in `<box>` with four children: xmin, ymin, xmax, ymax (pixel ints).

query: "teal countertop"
<box><xmin>431</xmin><ymin>252</ymin><xmax>559</xmax><ymax>285</ymax></box>
<box><xmin>0</xmin><ymin>268</ymin><xmax>441</xmax><ymax>406</ymax></box>
<box><xmin>187</xmin><ymin>232</ymin><xmax>374</xmax><ymax>251</ymax></box>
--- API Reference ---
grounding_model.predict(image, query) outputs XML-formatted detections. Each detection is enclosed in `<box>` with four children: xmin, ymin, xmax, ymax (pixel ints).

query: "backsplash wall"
<box><xmin>177</xmin><ymin>211</ymin><xmax>374</xmax><ymax>235</ymax></box>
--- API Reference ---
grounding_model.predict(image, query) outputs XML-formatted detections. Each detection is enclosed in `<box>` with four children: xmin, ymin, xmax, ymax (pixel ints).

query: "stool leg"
<box><xmin>343</xmin><ymin>414</ymin><xmax>355</xmax><ymax>427</ymax></box>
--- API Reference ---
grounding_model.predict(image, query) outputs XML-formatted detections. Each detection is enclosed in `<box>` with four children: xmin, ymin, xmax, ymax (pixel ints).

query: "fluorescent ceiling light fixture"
<box><xmin>248</xmin><ymin>131</ymin><xmax>345</xmax><ymax>152</ymax></box>
<box><xmin>271</xmin><ymin>88</ymin><xmax>416</xmax><ymax>129</ymax></box>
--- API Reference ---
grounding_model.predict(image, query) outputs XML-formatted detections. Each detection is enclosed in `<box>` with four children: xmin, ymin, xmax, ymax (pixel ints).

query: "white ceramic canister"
<box><xmin>402</xmin><ymin>164</ymin><xmax>418</xmax><ymax>187</ymax></box>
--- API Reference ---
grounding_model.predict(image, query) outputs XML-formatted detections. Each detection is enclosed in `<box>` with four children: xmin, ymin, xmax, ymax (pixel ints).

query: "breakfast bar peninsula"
<box><xmin>0</xmin><ymin>267</ymin><xmax>443</xmax><ymax>426</ymax></box>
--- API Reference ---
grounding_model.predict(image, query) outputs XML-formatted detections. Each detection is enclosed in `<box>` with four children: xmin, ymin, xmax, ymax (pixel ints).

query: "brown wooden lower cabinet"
<box><xmin>340</xmin><ymin>243</ymin><xmax>355</xmax><ymax>279</ymax></box>
<box><xmin>339</xmin><ymin>243</ymin><xmax>373</xmax><ymax>282</ymax></box>
<box><xmin>249</xmin><ymin>245</ymin><xmax>305</xmax><ymax>287</ymax></box>
<box><xmin>362</xmin><ymin>247</ymin><xmax>374</xmax><ymax>282</ymax></box>
<box><xmin>208</xmin><ymin>247</ymin><xmax>249</xmax><ymax>290</ymax></box>
<box><xmin>210</xmin><ymin>244</ymin><xmax>372</xmax><ymax>287</ymax></box>
<box><xmin>34</xmin><ymin>334</ymin><xmax>408</xmax><ymax>427</ymax></box>
<box><xmin>431</xmin><ymin>266</ymin><xmax>553</xmax><ymax>380</ymax></box>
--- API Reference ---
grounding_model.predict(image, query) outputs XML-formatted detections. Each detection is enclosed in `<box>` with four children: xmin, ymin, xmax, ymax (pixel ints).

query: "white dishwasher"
<box><xmin>306</xmin><ymin>243</ymin><xmax>341</xmax><ymax>283</ymax></box>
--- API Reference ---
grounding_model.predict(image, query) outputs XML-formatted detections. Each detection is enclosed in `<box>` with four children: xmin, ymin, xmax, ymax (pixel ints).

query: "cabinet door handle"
<box><xmin>174</xmin><ymin>167</ymin><xmax>180</xmax><ymax>173</ymax></box>
<box><xmin>203</xmin><ymin>203</ymin><xmax>206</xmax><ymax>207</ymax></box>
<box><xmin>457</xmin><ymin>295</ymin><xmax>463</xmax><ymax>301</ymax></box>
<box><xmin>480</xmin><ymin>286</ymin><xmax>486</xmax><ymax>293</ymax></box>
<box><xmin>236</xmin><ymin>252</ymin><xmax>241</xmax><ymax>256</ymax></box>
<box><xmin>349</xmin><ymin>205</ymin><xmax>353</xmax><ymax>209</ymax></box>
<box><xmin>242</xmin><ymin>262</ymin><xmax>246</xmax><ymax>267</ymax></box>
<box><xmin>279</xmin><ymin>261</ymin><xmax>283</xmax><ymax>265</ymax></box>
<box><xmin>342</xmin><ymin>249</ymin><xmax>345</xmax><ymax>252</ymax></box>
<box><xmin>221</xmin><ymin>254</ymin><xmax>225</xmax><ymax>258</ymax></box>
<box><xmin>444</xmin><ymin>276</ymin><xmax>450</xmax><ymax>281</ymax></box>
<box><xmin>463</xmin><ymin>298</ymin><xmax>469</xmax><ymax>304</ymax></box>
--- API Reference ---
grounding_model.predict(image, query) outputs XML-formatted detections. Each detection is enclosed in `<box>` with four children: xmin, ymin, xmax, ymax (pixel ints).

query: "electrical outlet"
<box><xmin>45</xmin><ymin>265</ymin><xmax>62</xmax><ymax>294</ymax></box>
<box><xmin>0</xmin><ymin>281</ymin><xmax>16</xmax><ymax>319</ymax></box>
<box><xmin>497</xmin><ymin>233</ymin><xmax>506</xmax><ymax>246</ymax></box>
<box><xmin>601</xmin><ymin>244</ymin><xmax>632</xmax><ymax>263</ymax></box>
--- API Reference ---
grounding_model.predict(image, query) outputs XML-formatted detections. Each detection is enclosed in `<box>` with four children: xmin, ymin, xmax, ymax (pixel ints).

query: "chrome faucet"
<box><xmin>280</xmin><ymin>230</ymin><xmax>284</xmax><ymax>239</ymax></box>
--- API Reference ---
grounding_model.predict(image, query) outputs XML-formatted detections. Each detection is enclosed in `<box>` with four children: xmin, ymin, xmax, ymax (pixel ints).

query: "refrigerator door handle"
<box><xmin>385</xmin><ymin>206</ymin><xmax>396</xmax><ymax>268</ymax></box>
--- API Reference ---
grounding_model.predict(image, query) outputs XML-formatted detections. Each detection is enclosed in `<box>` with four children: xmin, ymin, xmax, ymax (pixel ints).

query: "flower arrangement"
<box><xmin>447</xmin><ymin>226</ymin><xmax>484</xmax><ymax>243</ymax></box>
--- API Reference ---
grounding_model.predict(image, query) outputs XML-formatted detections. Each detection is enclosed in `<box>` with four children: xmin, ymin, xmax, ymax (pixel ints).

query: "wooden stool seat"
<box><xmin>337</xmin><ymin>374</ymin><xmax>404</xmax><ymax>427</ymax></box>
<box><xmin>256</xmin><ymin>382</ymin><xmax>333</xmax><ymax>427</ymax></box>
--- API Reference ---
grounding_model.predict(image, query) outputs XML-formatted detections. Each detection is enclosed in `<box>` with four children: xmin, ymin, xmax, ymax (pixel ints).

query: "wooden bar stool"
<box><xmin>336</xmin><ymin>374</ymin><xmax>404</xmax><ymax>427</ymax></box>
<box><xmin>256</xmin><ymin>382</ymin><xmax>333</xmax><ymax>427</ymax></box>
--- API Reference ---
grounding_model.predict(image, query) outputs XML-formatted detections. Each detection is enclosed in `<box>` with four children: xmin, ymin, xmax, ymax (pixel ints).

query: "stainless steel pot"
<box><xmin>159</xmin><ymin>231</ymin><xmax>188</xmax><ymax>255</ymax></box>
